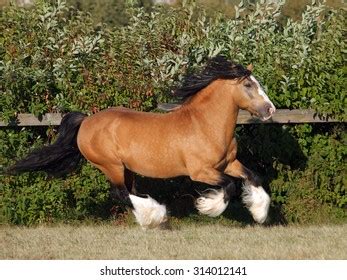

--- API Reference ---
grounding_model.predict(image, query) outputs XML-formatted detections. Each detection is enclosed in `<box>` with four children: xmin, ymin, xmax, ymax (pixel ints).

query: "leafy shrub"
<box><xmin>1</xmin><ymin>0</ymin><xmax>346</xmax><ymax>118</ymax></box>
<box><xmin>66</xmin><ymin>0</ymin><xmax>153</xmax><ymax>26</ymax></box>
<box><xmin>0</xmin><ymin>0</ymin><xmax>346</xmax><ymax>225</ymax></box>
<box><xmin>0</xmin><ymin>128</ymin><xmax>113</xmax><ymax>224</ymax></box>
<box><xmin>236</xmin><ymin>123</ymin><xmax>346</xmax><ymax>224</ymax></box>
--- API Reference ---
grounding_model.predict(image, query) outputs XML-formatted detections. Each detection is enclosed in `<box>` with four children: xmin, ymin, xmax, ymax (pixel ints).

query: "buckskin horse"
<box><xmin>9</xmin><ymin>56</ymin><xmax>276</xmax><ymax>229</ymax></box>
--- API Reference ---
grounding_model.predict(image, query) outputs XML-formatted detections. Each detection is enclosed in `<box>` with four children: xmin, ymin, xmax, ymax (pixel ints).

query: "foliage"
<box><xmin>65</xmin><ymin>0</ymin><xmax>154</xmax><ymax>26</ymax></box>
<box><xmin>0</xmin><ymin>128</ymin><xmax>113</xmax><ymax>224</ymax></box>
<box><xmin>236</xmin><ymin>123</ymin><xmax>346</xmax><ymax>224</ymax></box>
<box><xmin>0</xmin><ymin>0</ymin><xmax>346</xmax><ymax>225</ymax></box>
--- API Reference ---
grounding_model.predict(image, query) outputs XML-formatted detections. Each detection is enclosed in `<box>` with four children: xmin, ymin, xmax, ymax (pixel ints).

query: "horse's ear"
<box><xmin>247</xmin><ymin>64</ymin><xmax>254</xmax><ymax>72</ymax></box>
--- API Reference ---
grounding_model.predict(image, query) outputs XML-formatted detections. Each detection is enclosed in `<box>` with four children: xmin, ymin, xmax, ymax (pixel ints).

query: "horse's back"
<box><xmin>77</xmin><ymin>107</ymin><xmax>156</xmax><ymax>154</ymax></box>
<box><xmin>77</xmin><ymin>107</ymin><xmax>188</xmax><ymax>178</ymax></box>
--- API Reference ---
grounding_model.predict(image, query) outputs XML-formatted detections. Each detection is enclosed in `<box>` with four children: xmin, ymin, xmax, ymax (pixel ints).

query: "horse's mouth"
<box><xmin>249</xmin><ymin>104</ymin><xmax>275</xmax><ymax>121</ymax></box>
<box><xmin>249</xmin><ymin>111</ymin><xmax>273</xmax><ymax>121</ymax></box>
<box><xmin>260</xmin><ymin>114</ymin><xmax>273</xmax><ymax>121</ymax></box>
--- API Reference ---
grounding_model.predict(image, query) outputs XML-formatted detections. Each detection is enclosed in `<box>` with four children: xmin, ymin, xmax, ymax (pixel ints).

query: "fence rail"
<box><xmin>0</xmin><ymin>109</ymin><xmax>343</xmax><ymax>127</ymax></box>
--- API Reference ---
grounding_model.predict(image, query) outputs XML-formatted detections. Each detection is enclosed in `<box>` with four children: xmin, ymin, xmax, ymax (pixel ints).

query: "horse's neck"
<box><xmin>181</xmin><ymin>82</ymin><xmax>239</xmax><ymax>140</ymax></box>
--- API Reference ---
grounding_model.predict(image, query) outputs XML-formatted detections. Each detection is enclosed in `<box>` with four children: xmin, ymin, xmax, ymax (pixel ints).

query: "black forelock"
<box><xmin>173</xmin><ymin>56</ymin><xmax>251</xmax><ymax>99</ymax></box>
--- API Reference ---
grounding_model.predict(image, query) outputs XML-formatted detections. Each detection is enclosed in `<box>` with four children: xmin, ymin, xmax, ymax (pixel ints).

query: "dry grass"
<box><xmin>1</xmin><ymin>222</ymin><xmax>346</xmax><ymax>260</ymax></box>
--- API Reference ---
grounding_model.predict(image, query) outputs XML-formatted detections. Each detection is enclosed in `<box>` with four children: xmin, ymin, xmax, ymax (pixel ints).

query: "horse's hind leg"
<box><xmin>224</xmin><ymin>160</ymin><xmax>270</xmax><ymax>224</ymax></box>
<box><xmin>95</xmin><ymin>163</ymin><xmax>167</xmax><ymax>229</ymax></box>
<box><xmin>124</xmin><ymin>168</ymin><xmax>137</xmax><ymax>194</ymax></box>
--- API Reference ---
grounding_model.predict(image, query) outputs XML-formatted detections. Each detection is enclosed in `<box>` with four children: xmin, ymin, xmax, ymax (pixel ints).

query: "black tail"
<box><xmin>8</xmin><ymin>112</ymin><xmax>87</xmax><ymax>177</ymax></box>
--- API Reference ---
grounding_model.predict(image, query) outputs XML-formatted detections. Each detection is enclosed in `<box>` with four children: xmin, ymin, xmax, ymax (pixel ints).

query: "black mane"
<box><xmin>174</xmin><ymin>56</ymin><xmax>251</xmax><ymax>99</ymax></box>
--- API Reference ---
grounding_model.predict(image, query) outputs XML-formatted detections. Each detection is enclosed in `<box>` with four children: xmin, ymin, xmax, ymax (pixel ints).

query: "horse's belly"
<box><xmin>122</xmin><ymin>148</ymin><xmax>186</xmax><ymax>179</ymax></box>
<box><xmin>129</xmin><ymin>164</ymin><xmax>185</xmax><ymax>179</ymax></box>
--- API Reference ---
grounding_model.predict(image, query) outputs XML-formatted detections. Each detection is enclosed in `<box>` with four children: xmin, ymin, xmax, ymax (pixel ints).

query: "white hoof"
<box><xmin>242</xmin><ymin>185</ymin><xmax>270</xmax><ymax>224</ymax></box>
<box><xmin>129</xmin><ymin>195</ymin><xmax>167</xmax><ymax>229</ymax></box>
<box><xmin>196</xmin><ymin>188</ymin><xmax>229</xmax><ymax>217</ymax></box>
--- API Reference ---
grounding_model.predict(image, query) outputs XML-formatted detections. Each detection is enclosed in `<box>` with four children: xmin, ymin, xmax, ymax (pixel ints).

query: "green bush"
<box><xmin>0</xmin><ymin>128</ymin><xmax>113</xmax><ymax>224</ymax></box>
<box><xmin>236</xmin><ymin>123</ymin><xmax>346</xmax><ymax>224</ymax></box>
<box><xmin>66</xmin><ymin>0</ymin><xmax>153</xmax><ymax>26</ymax></box>
<box><xmin>0</xmin><ymin>0</ymin><xmax>346</xmax><ymax>225</ymax></box>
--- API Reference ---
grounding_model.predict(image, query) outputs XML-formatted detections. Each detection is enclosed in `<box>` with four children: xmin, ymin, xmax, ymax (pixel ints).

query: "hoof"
<box><xmin>242</xmin><ymin>185</ymin><xmax>270</xmax><ymax>224</ymax></box>
<box><xmin>129</xmin><ymin>195</ymin><xmax>168</xmax><ymax>229</ymax></box>
<box><xmin>195</xmin><ymin>188</ymin><xmax>229</xmax><ymax>217</ymax></box>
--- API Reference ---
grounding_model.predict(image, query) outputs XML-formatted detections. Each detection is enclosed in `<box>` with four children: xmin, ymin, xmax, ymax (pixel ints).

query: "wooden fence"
<box><xmin>0</xmin><ymin>109</ymin><xmax>342</xmax><ymax>127</ymax></box>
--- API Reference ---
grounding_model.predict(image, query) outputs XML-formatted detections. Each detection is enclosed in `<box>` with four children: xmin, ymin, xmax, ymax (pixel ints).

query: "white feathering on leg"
<box><xmin>242</xmin><ymin>184</ymin><xmax>270</xmax><ymax>224</ymax></box>
<box><xmin>196</xmin><ymin>188</ymin><xmax>229</xmax><ymax>217</ymax></box>
<box><xmin>129</xmin><ymin>194</ymin><xmax>167</xmax><ymax>229</ymax></box>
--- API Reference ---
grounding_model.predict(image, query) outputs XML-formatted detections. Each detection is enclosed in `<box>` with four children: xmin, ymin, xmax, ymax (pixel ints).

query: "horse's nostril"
<box><xmin>265</xmin><ymin>104</ymin><xmax>271</xmax><ymax>113</ymax></box>
<box><xmin>266</xmin><ymin>104</ymin><xmax>275</xmax><ymax>115</ymax></box>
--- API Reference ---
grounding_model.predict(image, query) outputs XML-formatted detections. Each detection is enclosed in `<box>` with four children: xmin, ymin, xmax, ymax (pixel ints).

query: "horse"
<box><xmin>8</xmin><ymin>56</ymin><xmax>276</xmax><ymax>229</ymax></box>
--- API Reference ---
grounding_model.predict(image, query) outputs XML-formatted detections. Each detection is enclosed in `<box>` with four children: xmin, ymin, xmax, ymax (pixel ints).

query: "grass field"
<box><xmin>1</xmin><ymin>220</ymin><xmax>346</xmax><ymax>260</ymax></box>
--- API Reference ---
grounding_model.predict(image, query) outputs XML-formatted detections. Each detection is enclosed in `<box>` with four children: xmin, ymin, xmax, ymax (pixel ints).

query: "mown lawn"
<box><xmin>1</xmin><ymin>219</ymin><xmax>346</xmax><ymax>260</ymax></box>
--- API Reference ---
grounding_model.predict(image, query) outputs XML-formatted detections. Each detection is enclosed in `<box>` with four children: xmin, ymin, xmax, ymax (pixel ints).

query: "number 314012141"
<box><xmin>193</xmin><ymin>266</ymin><xmax>247</xmax><ymax>276</ymax></box>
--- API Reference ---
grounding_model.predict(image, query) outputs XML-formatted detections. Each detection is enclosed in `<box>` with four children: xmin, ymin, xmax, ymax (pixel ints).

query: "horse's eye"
<box><xmin>244</xmin><ymin>82</ymin><xmax>252</xmax><ymax>88</ymax></box>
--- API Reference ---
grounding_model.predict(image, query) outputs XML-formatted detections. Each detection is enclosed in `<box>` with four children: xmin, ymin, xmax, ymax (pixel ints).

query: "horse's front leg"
<box><xmin>224</xmin><ymin>160</ymin><xmax>270</xmax><ymax>224</ymax></box>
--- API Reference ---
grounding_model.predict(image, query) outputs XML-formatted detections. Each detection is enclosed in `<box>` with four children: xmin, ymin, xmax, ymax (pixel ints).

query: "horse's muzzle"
<box><xmin>258</xmin><ymin>102</ymin><xmax>276</xmax><ymax>121</ymax></box>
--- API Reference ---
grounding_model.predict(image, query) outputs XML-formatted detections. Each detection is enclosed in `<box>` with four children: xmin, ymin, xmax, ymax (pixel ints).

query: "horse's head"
<box><xmin>232</xmin><ymin>65</ymin><xmax>276</xmax><ymax>121</ymax></box>
<box><xmin>173</xmin><ymin>57</ymin><xmax>275</xmax><ymax>121</ymax></box>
